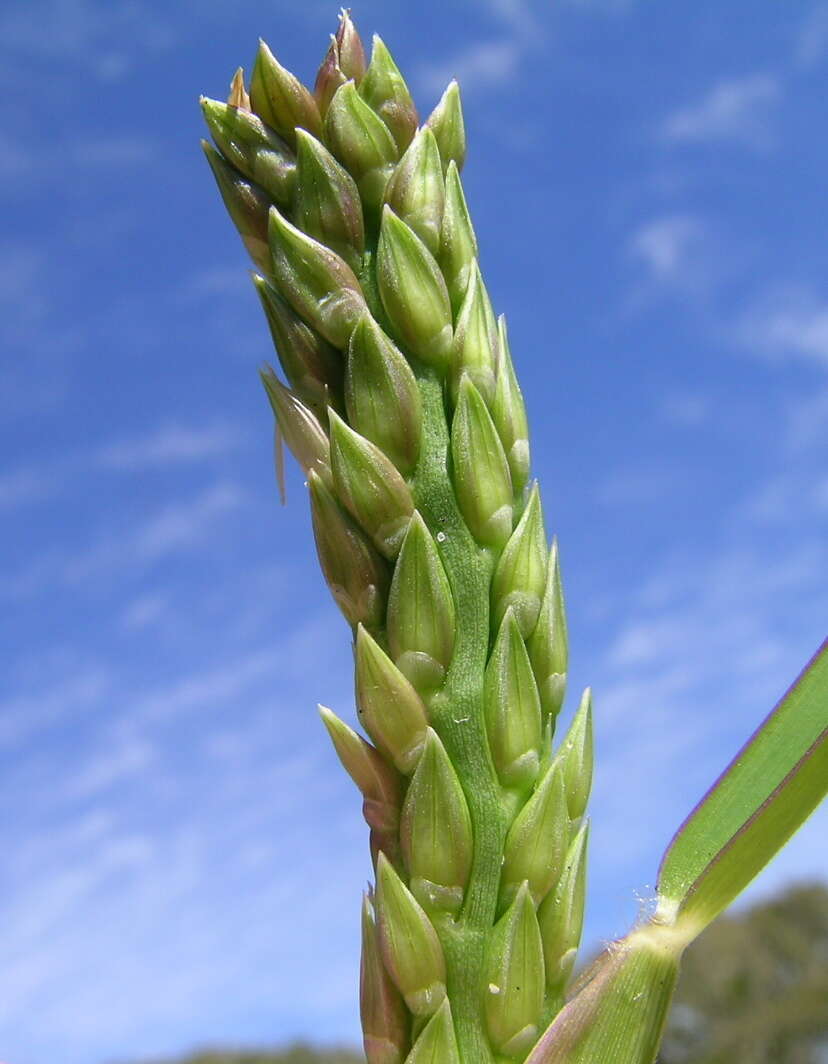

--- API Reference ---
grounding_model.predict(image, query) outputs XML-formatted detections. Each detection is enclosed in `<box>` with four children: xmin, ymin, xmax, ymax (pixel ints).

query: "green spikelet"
<box><xmin>400</xmin><ymin>728</ymin><xmax>473</xmax><ymax>916</ymax></box>
<box><xmin>491</xmin><ymin>483</ymin><xmax>547</xmax><ymax>635</ymax></box>
<box><xmin>484</xmin><ymin>882</ymin><xmax>546</xmax><ymax>1058</ymax></box>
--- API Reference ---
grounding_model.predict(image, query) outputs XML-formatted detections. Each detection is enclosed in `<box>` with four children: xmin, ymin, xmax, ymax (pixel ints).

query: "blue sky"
<box><xmin>2</xmin><ymin>0</ymin><xmax>827</xmax><ymax>1061</ymax></box>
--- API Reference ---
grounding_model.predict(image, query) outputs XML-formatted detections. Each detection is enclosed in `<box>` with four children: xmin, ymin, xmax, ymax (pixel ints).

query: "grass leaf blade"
<box><xmin>657</xmin><ymin>639</ymin><xmax>828</xmax><ymax>933</ymax></box>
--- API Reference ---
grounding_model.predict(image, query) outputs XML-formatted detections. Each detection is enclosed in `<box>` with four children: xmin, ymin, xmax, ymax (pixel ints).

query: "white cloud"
<box><xmin>735</xmin><ymin>285</ymin><xmax>828</xmax><ymax>367</ymax></box>
<box><xmin>2</xmin><ymin>481</ymin><xmax>245</xmax><ymax>600</ymax></box>
<box><xmin>628</xmin><ymin>214</ymin><xmax>709</xmax><ymax>288</ymax></box>
<box><xmin>96</xmin><ymin>423</ymin><xmax>240</xmax><ymax>470</ymax></box>
<box><xmin>661</xmin><ymin>74</ymin><xmax>780</xmax><ymax>149</ymax></box>
<box><xmin>0</xmin><ymin>0</ymin><xmax>173</xmax><ymax>71</ymax></box>
<box><xmin>417</xmin><ymin>39</ymin><xmax>522</xmax><ymax>97</ymax></box>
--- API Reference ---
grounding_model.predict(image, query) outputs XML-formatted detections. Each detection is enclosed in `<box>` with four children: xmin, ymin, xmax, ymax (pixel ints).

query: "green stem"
<box><xmin>411</xmin><ymin>369</ymin><xmax>508</xmax><ymax>1063</ymax></box>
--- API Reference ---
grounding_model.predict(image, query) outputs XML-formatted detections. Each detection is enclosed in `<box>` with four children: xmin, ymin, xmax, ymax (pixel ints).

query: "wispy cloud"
<box><xmin>794</xmin><ymin>2</ymin><xmax>828</xmax><ymax>68</ymax></box>
<box><xmin>0</xmin><ymin>0</ymin><xmax>173</xmax><ymax>76</ymax></box>
<box><xmin>2</xmin><ymin>481</ymin><xmax>245</xmax><ymax>600</ymax></box>
<box><xmin>416</xmin><ymin>39</ymin><xmax>522</xmax><ymax>97</ymax></box>
<box><xmin>96</xmin><ymin>423</ymin><xmax>241</xmax><ymax>470</ymax></box>
<box><xmin>657</xmin><ymin>392</ymin><xmax>712</xmax><ymax>428</ymax></box>
<box><xmin>735</xmin><ymin>285</ymin><xmax>828</xmax><ymax>367</ymax></box>
<box><xmin>661</xmin><ymin>74</ymin><xmax>780</xmax><ymax>149</ymax></box>
<box><xmin>627</xmin><ymin>213</ymin><xmax>721</xmax><ymax>300</ymax></box>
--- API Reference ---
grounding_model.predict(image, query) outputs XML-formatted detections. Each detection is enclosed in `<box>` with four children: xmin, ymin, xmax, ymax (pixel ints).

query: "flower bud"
<box><xmin>318</xmin><ymin>705</ymin><xmax>402</xmax><ymax>836</ymax></box>
<box><xmin>361</xmin><ymin>893</ymin><xmax>409</xmax><ymax>1064</ymax></box>
<box><xmin>491</xmin><ymin>483</ymin><xmax>547</xmax><ymax>636</ymax></box>
<box><xmin>484</xmin><ymin>608</ymin><xmax>543</xmax><ymax>795</ymax></box>
<box><xmin>294</xmin><ymin>128</ymin><xmax>365</xmax><ymax>274</ymax></box>
<box><xmin>376</xmin><ymin>852</ymin><xmax>447</xmax><ymax>1017</ymax></box>
<box><xmin>260</xmin><ymin>368</ymin><xmax>331</xmax><ymax>484</ymax></box>
<box><xmin>500</xmin><ymin>761</ymin><xmax>568</xmax><ymax>911</ymax></box>
<box><xmin>201</xmin><ymin>141</ymin><xmax>271</xmax><ymax>273</ymax></box>
<box><xmin>492</xmin><ymin>315</ymin><xmax>530</xmax><ymax>494</ymax></box>
<box><xmin>451</xmin><ymin>377</ymin><xmax>513</xmax><ymax>550</ymax></box>
<box><xmin>227</xmin><ymin>67</ymin><xmax>250</xmax><ymax>110</ymax></box>
<box><xmin>346</xmin><ymin>315</ymin><xmax>422</xmax><ymax>476</ymax></box>
<box><xmin>360</xmin><ymin>35</ymin><xmax>419</xmax><ymax>153</ymax></box>
<box><xmin>557</xmin><ymin>688</ymin><xmax>594</xmax><ymax>822</ymax></box>
<box><xmin>404</xmin><ymin>998</ymin><xmax>461</xmax><ymax>1064</ymax></box>
<box><xmin>268</xmin><ymin>206</ymin><xmax>367</xmax><ymax>348</ymax></box>
<box><xmin>308</xmin><ymin>470</ymin><xmax>389</xmax><ymax>632</ymax></box>
<box><xmin>201</xmin><ymin>97</ymin><xmax>296</xmax><ymax>208</ymax></box>
<box><xmin>377</xmin><ymin>207</ymin><xmax>453</xmax><ymax>372</ymax></box>
<box><xmin>250</xmin><ymin>39</ymin><xmax>322</xmax><ymax>145</ymax></box>
<box><xmin>335</xmin><ymin>9</ymin><xmax>367</xmax><ymax>83</ymax></box>
<box><xmin>528</xmin><ymin>538</ymin><xmax>568</xmax><ymax>724</ymax></box>
<box><xmin>484</xmin><ymin>882</ymin><xmax>545</xmax><ymax>1058</ymax></box>
<box><xmin>253</xmin><ymin>275</ymin><xmax>344</xmax><ymax>419</ymax></box>
<box><xmin>324</xmin><ymin>80</ymin><xmax>399</xmax><ymax>216</ymax></box>
<box><xmin>451</xmin><ymin>262</ymin><xmax>498</xmax><ymax>405</ymax></box>
<box><xmin>355</xmin><ymin>625</ymin><xmax>429</xmax><ymax>774</ymax></box>
<box><xmin>538</xmin><ymin>821</ymin><xmax>589</xmax><ymax>995</ymax></box>
<box><xmin>387</xmin><ymin>512</ymin><xmax>456</xmax><ymax>696</ymax></box>
<box><xmin>384</xmin><ymin>128</ymin><xmax>445</xmax><ymax>257</ymax></box>
<box><xmin>401</xmin><ymin>729</ymin><xmax>473</xmax><ymax>917</ymax></box>
<box><xmin>425</xmin><ymin>80</ymin><xmax>466</xmax><ymax>173</ymax></box>
<box><xmin>440</xmin><ymin>161</ymin><xmax>478</xmax><ymax>315</ymax></box>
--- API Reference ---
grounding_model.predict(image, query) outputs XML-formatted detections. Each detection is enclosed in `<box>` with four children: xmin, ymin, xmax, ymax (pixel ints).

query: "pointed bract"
<box><xmin>384</xmin><ymin>128</ymin><xmax>445</xmax><ymax>257</ymax></box>
<box><xmin>451</xmin><ymin>377</ymin><xmax>513</xmax><ymax>549</ymax></box>
<box><xmin>401</xmin><ymin>729</ymin><xmax>473</xmax><ymax>916</ymax></box>
<box><xmin>202</xmin><ymin>141</ymin><xmax>271</xmax><ymax>273</ymax></box>
<box><xmin>440</xmin><ymin>161</ymin><xmax>478</xmax><ymax>314</ymax></box>
<box><xmin>376</xmin><ymin>853</ymin><xmax>447</xmax><ymax>1017</ymax></box>
<box><xmin>360</xmin><ymin>35</ymin><xmax>418</xmax><ymax>153</ymax></box>
<box><xmin>355</xmin><ymin>625</ymin><xmax>429</xmax><ymax>774</ymax></box>
<box><xmin>528</xmin><ymin>538</ymin><xmax>568</xmax><ymax>723</ymax></box>
<box><xmin>309</xmin><ymin>470</ymin><xmax>389</xmax><ymax>631</ymax></box>
<box><xmin>294</xmin><ymin>128</ymin><xmax>365</xmax><ymax>273</ymax></box>
<box><xmin>500</xmin><ymin>761</ymin><xmax>568</xmax><ymax>911</ymax></box>
<box><xmin>557</xmin><ymin>688</ymin><xmax>594</xmax><ymax>821</ymax></box>
<box><xmin>538</xmin><ymin>821</ymin><xmax>589</xmax><ymax>994</ymax></box>
<box><xmin>492</xmin><ymin>315</ymin><xmax>530</xmax><ymax>494</ymax></box>
<box><xmin>261</xmin><ymin>368</ymin><xmax>331</xmax><ymax>484</ymax></box>
<box><xmin>484</xmin><ymin>608</ymin><xmax>543</xmax><ymax>795</ymax></box>
<box><xmin>452</xmin><ymin>261</ymin><xmax>498</xmax><ymax>405</ymax></box>
<box><xmin>403</xmin><ymin>998</ymin><xmax>461</xmax><ymax>1064</ymax></box>
<box><xmin>329</xmin><ymin>410</ymin><xmax>414</xmax><ymax>559</ymax></box>
<box><xmin>324</xmin><ymin>80</ymin><xmax>399</xmax><ymax>215</ymax></box>
<box><xmin>314</xmin><ymin>35</ymin><xmax>349</xmax><ymax>117</ymax></box>
<box><xmin>336</xmin><ymin>10</ymin><xmax>367</xmax><ymax>83</ymax></box>
<box><xmin>425</xmin><ymin>81</ymin><xmax>466</xmax><ymax>173</ymax></box>
<box><xmin>250</xmin><ymin>40</ymin><xmax>322</xmax><ymax>145</ymax></box>
<box><xmin>201</xmin><ymin>97</ymin><xmax>296</xmax><ymax>208</ymax></box>
<box><xmin>485</xmin><ymin>882</ymin><xmax>545</xmax><ymax>1057</ymax></box>
<box><xmin>346</xmin><ymin>315</ymin><xmax>422</xmax><ymax>476</ymax></box>
<box><xmin>253</xmin><ymin>275</ymin><xmax>344</xmax><ymax>419</ymax></box>
<box><xmin>388</xmin><ymin>512</ymin><xmax>455</xmax><ymax>695</ymax></box>
<box><xmin>319</xmin><ymin>705</ymin><xmax>402</xmax><ymax>836</ymax></box>
<box><xmin>227</xmin><ymin>67</ymin><xmax>250</xmax><ymax>110</ymax></box>
<box><xmin>491</xmin><ymin>483</ymin><xmax>547</xmax><ymax>636</ymax></box>
<box><xmin>361</xmin><ymin>893</ymin><xmax>409</xmax><ymax>1064</ymax></box>
<box><xmin>377</xmin><ymin>207</ymin><xmax>453</xmax><ymax>371</ymax></box>
<box><xmin>268</xmin><ymin>205</ymin><xmax>367</xmax><ymax>348</ymax></box>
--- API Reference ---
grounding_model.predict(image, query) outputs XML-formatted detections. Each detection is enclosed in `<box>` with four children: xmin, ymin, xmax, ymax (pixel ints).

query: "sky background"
<box><xmin>2</xmin><ymin>0</ymin><xmax>827</xmax><ymax>1061</ymax></box>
